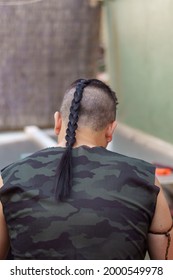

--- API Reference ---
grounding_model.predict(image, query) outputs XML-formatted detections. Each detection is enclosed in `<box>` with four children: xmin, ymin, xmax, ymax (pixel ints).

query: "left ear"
<box><xmin>105</xmin><ymin>121</ymin><xmax>117</xmax><ymax>143</ymax></box>
<box><xmin>54</xmin><ymin>111</ymin><xmax>62</xmax><ymax>136</ymax></box>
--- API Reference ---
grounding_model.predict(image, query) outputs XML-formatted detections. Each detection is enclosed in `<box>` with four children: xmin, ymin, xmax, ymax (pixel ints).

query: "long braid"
<box><xmin>55</xmin><ymin>79</ymin><xmax>90</xmax><ymax>201</ymax></box>
<box><xmin>66</xmin><ymin>81</ymin><xmax>87</xmax><ymax>147</ymax></box>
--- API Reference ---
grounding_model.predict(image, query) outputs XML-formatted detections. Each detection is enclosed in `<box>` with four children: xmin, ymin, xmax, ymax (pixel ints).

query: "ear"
<box><xmin>54</xmin><ymin>111</ymin><xmax>62</xmax><ymax>136</ymax></box>
<box><xmin>105</xmin><ymin>121</ymin><xmax>117</xmax><ymax>143</ymax></box>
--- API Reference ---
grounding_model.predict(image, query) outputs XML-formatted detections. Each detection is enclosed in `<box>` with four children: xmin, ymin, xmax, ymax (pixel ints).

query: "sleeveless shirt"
<box><xmin>0</xmin><ymin>146</ymin><xmax>159</xmax><ymax>260</ymax></box>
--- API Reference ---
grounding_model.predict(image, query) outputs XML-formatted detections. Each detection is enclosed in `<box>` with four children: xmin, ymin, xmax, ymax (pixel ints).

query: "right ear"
<box><xmin>54</xmin><ymin>111</ymin><xmax>62</xmax><ymax>136</ymax></box>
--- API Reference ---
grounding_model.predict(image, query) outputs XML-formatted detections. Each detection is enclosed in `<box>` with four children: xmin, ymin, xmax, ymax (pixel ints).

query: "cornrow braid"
<box><xmin>55</xmin><ymin>79</ymin><xmax>90</xmax><ymax>201</ymax></box>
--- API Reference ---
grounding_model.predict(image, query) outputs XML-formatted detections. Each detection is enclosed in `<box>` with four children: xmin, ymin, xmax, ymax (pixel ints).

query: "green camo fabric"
<box><xmin>0</xmin><ymin>146</ymin><xmax>159</xmax><ymax>260</ymax></box>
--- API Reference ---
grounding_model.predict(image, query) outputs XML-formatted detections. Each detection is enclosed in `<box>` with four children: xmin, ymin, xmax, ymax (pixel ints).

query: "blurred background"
<box><xmin>0</xmin><ymin>0</ymin><xmax>173</xmax><ymax>212</ymax></box>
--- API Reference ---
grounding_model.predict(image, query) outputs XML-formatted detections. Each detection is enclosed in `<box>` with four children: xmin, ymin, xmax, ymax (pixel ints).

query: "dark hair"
<box><xmin>55</xmin><ymin>78</ymin><xmax>118</xmax><ymax>201</ymax></box>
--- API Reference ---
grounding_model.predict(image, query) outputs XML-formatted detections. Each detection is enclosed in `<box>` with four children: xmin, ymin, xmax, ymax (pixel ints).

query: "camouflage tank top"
<box><xmin>0</xmin><ymin>146</ymin><xmax>159</xmax><ymax>259</ymax></box>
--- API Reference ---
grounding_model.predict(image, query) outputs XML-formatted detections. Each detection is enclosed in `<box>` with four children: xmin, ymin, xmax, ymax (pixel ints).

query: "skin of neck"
<box><xmin>54</xmin><ymin>111</ymin><xmax>117</xmax><ymax>148</ymax></box>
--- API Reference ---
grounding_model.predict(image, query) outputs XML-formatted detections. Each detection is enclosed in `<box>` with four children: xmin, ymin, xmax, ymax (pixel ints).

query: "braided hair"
<box><xmin>55</xmin><ymin>79</ymin><xmax>91</xmax><ymax>201</ymax></box>
<box><xmin>55</xmin><ymin>78</ymin><xmax>118</xmax><ymax>201</ymax></box>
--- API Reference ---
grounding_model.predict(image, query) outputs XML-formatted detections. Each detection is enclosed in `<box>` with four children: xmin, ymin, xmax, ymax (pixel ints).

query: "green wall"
<box><xmin>103</xmin><ymin>0</ymin><xmax>173</xmax><ymax>144</ymax></box>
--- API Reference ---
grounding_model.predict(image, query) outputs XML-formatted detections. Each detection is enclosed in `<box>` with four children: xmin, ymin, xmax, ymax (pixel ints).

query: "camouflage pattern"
<box><xmin>0</xmin><ymin>146</ymin><xmax>159</xmax><ymax>260</ymax></box>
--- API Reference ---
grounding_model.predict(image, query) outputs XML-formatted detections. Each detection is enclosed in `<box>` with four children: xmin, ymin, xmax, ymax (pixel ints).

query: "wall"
<box><xmin>0</xmin><ymin>0</ymin><xmax>101</xmax><ymax>130</ymax></box>
<box><xmin>103</xmin><ymin>0</ymin><xmax>173</xmax><ymax>144</ymax></box>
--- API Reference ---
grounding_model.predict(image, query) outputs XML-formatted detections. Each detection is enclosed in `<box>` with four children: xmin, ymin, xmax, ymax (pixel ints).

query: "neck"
<box><xmin>57</xmin><ymin>126</ymin><xmax>107</xmax><ymax>148</ymax></box>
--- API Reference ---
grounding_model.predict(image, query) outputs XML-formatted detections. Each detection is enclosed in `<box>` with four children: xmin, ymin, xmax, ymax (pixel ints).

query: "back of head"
<box><xmin>60</xmin><ymin>78</ymin><xmax>118</xmax><ymax>132</ymax></box>
<box><xmin>55</xmin><ymin>78</ymin><xmax>118</xmax><ymax>201</ymax></box>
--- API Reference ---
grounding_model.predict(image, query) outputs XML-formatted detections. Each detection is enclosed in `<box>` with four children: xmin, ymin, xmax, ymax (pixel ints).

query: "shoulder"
<box><xmin>1</xmin><ymin>147</ymin><xmax>64</xmax><ymax>186</ymax></box>
<box><xmin>83</xmin><ymin>147</ymin><xmax>157</xmax><ymax>186</ymax></box>
<box><xmin>85</xmin><ymin>146</ymin><xmax>156</xmax><ymax>175</ymax></box>
<box><xmin>1</xmin><ymin>147</ymin><xmax>62</xmax><ymax>170</ymax></box>
<box><xmin>105</xmin><ymin>149</ymin><xmax>158</xmax><ymax>189</ymax></box>
<box><xmin>0</xmin><ymin>147</ymin><xmax>61</xmax><ymax>182</ymax></box>
<box><xmin>104</xmin><ymin>148</ymin><xmax>155</xmax><ymax>172</ymax></box>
